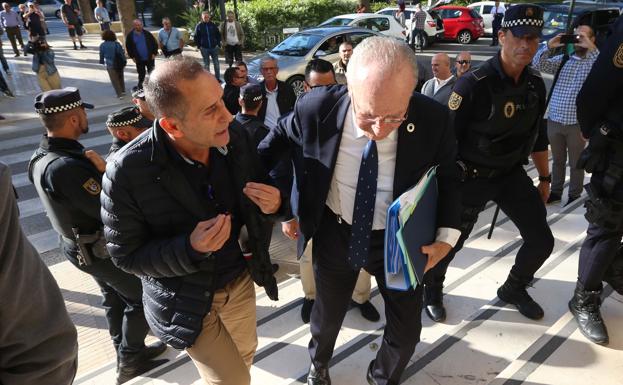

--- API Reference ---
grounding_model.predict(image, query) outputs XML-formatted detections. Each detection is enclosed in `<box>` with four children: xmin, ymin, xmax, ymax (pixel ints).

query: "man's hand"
<box><xmin>282</xmin><ymin>219</ymin><xmax>299</xmax><ymax>240</ymax></box>
<box><xmin>576</xmin><ymin>31</ymin><xmax>597</xmax><ymax>52</ymax></box>
<box><xmin>84</xmin><ymin>150</ymin><xmax>106</xmax><ymax>173</ymax></box>
<box><xmin>422</xmin><ymin>241</ymin><xmax>452</xmax><ymax>273</ymax></box>
<box><xmin>537</xmin><ymin>181</ymin><xmax>550</xmax><ymax>203</ymax></box>
<box><xmin>190</xmin><ymin>214</ymin><xmax>232</xmax><ymax>253</ymax></box>
<box><xmin>68</xmin><ymin>24</ymin><xmax>75</xmax><ymax>29</ymax></box>
<box><xmin>547</xmin><ymin>33</ymin><xmax>563</xmax><ymax>49</ymax></box>
<box><xmin>243</xmin><ymin>182</ymin><xmax>281</xmax><ymax>214</ymax></box>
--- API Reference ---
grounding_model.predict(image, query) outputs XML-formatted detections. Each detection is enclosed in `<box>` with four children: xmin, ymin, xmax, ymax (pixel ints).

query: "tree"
<box><xmin>77</xmin><ymin>0</ymin><xmax>95</xmax><ymax>23</ymax></box>
<box><xmin>117</xmin><ymin>0</ymin><xmax>137</xmax><ymax>39</ymax></box>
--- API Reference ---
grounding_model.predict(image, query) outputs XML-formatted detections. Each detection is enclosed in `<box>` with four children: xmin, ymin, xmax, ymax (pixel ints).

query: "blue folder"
<box><xmin>384</xmin><ymin>167</ymin><xmax>438</xmax><ymax>291</ymax></box>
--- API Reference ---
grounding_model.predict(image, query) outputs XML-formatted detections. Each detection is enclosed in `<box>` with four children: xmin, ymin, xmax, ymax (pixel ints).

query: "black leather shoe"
<box><xmin>497</xmin><ymin>274</ymin><xmax>544</xmax><ymax>320</ymax></box>
<box><xmin>546</xmin><ymin>192</ymin><xmax>562</xmax><ymax>204</ymax></box>
<box><xmin>424</xmin><ymin>284</ymin><xmax>446</xmax><ymax>322</ymax></box>
<box><xmin>307</xmin><ymin>364</ymin><xmax>331</xmax><ymax>385</ymax></box>
<box><xmin>366</xmin><ymin>360</ymin><xmax>378</xmax><ymax>385</ymax></box>
<box><xmin>141</xmin><ymin>341</ymin><xmax>167</xmax><ymax>360</ymax></box>
<box><xmin>301</xmin><ymin>298</ymin><xmax>315</xmax><ymax>324</ymax></box>
<box><xmin>352</xmin><ymin>300</ymin><xmax>381</xmax><ymax>322</ymax></box>
<box><xmin>116</xmin><ymin>357</ymin><xmax>168</xmax><ymax>384</ymax></box>
<box><xmin>569</xmin><ymin>282</ymin><xmax>609</xmax><ymax>345</ymax></box>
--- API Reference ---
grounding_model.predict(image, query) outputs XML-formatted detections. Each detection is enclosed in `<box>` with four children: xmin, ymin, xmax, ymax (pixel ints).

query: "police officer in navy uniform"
<box><xmin>27</xmin><ymin>88</ymin><xmax>167</xmax><ymax>384</ymax></box>
<box><xmin>106</xmin><ymin>106</ymin><xmax>152</xmax><ymax>157</ymax></box>
<box><xmin>423</xmin><ymin>4</ymin><xmax>555</xmax><ymax>323</ymax></box>
<box><xmin>570</xmin><ymin>14</ymin><xmax>623</xmax><ymax>345</ymax></box>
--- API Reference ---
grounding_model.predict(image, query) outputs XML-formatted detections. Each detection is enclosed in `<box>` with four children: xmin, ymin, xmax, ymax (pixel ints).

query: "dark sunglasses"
<box><xmin>456</xmin><ymin>60</ymin><xmax>471</xmax><ymax>65</ymax></box>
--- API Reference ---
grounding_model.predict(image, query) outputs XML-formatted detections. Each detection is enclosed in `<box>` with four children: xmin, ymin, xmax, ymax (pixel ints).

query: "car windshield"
<box><xmin>319</xmin><ymin>17</ymin><xmax>355</xmax><ymax>26</ymax></box>
<box><xmin>270</xmin><ymin>33</ymin><xmax>324</xmax><ymax>56</ymax></box>
<box><xmin>542</xmin><ymin>9</ymin><xmax>576</xmax><ymax>33</ymax></box>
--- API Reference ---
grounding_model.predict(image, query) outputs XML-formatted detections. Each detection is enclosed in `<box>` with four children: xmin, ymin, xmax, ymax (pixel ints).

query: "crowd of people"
<box><xmin>1</xmin><ymin>1</ymin><xmax>623</xmax><ymax>385</ymax></box>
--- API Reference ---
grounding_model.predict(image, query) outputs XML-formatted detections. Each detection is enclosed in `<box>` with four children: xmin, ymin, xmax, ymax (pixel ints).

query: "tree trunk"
<box><xmin>77</xmin><ymin>0</ymin><xmax>95</xmax><ymax>23</ymax></box>
<box><xmin>358</xmin><ymin>0</ymin><xmax>371</xmax><ymax>13</ymax></box>
<box><xmin>117</xmin><ymin>0</ymin><xmax>137</xmax><ymax>40</ymax></box>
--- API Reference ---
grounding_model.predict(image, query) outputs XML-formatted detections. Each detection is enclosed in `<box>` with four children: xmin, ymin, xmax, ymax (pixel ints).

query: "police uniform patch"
<box><xmin>448</xmin><ymin>92</ymin><xmax>463</xmax><ymax>111</ymax></box>
<box><xmin>614</xmin><ymin>43</ymin><xmax>623</xmax><ymax>69</ymax></box>
<box><xmin>82</xmin><ymin>178</ymin><xmax>101</xmax><ymax>195</ymax></box>
<box><xmin>504</xmin><ymin>101</ymin><xmax>516</xmax><ymax>118</ymax></box>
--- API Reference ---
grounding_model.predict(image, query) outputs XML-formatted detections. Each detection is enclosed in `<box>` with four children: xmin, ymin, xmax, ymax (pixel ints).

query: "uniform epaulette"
<box><xmin>527</xmin><ymin>66</ymin><xmax>542</xmax><ymax>78</ymax></box>
<box><xmin>470</xmin><ymin>66</ymin><xmax>489</xmax><ymax>82</ymax></box>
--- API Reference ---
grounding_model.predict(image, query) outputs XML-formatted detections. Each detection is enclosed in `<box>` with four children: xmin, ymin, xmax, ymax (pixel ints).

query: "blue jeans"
<box><xmin>200</xmin><ymin>47</ymin><xmax>221</xmax><ymax>80</ymax></box>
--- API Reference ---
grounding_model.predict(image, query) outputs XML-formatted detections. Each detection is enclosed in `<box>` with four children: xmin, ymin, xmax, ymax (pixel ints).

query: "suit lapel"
<box><xmin>393</xmin><ymin>97</ymin><xmax>418</xmax><ymax>199</ymax></box>
<box><xmin>320</xmin><ymin>92</ymin><xmax>351</xmax><ymax>167</ymax></box>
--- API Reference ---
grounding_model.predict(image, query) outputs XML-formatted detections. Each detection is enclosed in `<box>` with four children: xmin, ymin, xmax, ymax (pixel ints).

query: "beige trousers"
<box><xmin>37</xmin><ymin>65</ymin><xmax>61</xmax><ymax>91</ymax></box>
<box><xmin>300</xmin><ymin>241</ymin><xmax>372</xmax><ymax>304</ymax></box>
<box><xmin>186</xmin><ymin>271</ymin><xmax>257</xmax><ymax>385</ymax></box>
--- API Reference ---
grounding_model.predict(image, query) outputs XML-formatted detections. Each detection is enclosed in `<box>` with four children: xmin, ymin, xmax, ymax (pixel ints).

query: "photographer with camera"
<box><xmin>27</xmin><ymin>37</ymin><xmax>62</xmax><ymax>92</ymax></box>
<box><xmin>532</xmin><ymin>25</ymin><xmax>598</xmax><ymax>207</ymax></box>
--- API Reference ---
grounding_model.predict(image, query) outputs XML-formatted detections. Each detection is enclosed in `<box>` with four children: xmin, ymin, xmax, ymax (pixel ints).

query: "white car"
<box><xmin>318</xmin><ymin>13</ymin><xmax>406</xmax><ymax>40</ymax></box>
<box><xmin>467</xmin><ymin>1</ymin><xmax>507</xmax><ymax>35</ymax></box>
<box><xmin>375</xmin><ymin>7</ymin><xmax>445</xmax><ymax>47</ymax></box>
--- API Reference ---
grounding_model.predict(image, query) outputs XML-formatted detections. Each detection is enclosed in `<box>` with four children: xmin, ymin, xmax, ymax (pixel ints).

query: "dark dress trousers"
<box><xmin>259</xmin><ymin>85</ymin><xmax>461</xmax><ymax>385</ymax></box>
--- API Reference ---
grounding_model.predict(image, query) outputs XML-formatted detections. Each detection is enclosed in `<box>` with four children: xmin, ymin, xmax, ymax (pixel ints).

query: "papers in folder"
<box><xmin>384</xmin><ymin>166</ymin><xmax>438</xmax><ymax>291</ymax></box>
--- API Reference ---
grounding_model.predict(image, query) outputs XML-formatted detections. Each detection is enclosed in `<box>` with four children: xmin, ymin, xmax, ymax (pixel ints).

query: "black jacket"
<box><xmin>125</xmin><ymin>29</ymin><xmax>159</xmax><ymax>60</ymax></box>
<box><xmin>259</xmin><ymin>85</ymin><xmax>461</xmax><ymax>257</ymax></box>
<box><xmin>101</xmin><ymin>122</ymin><xmax>278</xmax><ymax>349</ymax></box>
<box><xmin>257</xmin><ymin>80</ymin><xmax>296</xmax><ymax>124</ymax></box>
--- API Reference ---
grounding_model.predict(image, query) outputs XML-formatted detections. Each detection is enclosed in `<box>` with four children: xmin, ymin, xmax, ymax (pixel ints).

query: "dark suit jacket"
<box><xmin>257</xmin><ymin>80</ymin><xmax>296</xmax><ymax>124</ymax></box>
<box><xmin>258</xmin><ymin>85</ymin><xmax>461</xmax><ymax>257</ymax></box>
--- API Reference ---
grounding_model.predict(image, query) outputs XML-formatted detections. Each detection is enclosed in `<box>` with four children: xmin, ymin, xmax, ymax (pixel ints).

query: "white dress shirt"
<box><xmin>325</xmin><ymin>106</ymin><xmax>460</xmax><ymax>247</ymax></box>
<box><xmin>264</xmin><ymin>84</ymin><xmax>280</xmax><ymax>130</ymax></box>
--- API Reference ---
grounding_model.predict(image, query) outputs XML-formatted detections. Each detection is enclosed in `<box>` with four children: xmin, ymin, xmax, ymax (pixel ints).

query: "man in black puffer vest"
<box><xmin>101</xmin><ymin>56</ymin><xmax>281</xmax><ymax>385</ymax></box>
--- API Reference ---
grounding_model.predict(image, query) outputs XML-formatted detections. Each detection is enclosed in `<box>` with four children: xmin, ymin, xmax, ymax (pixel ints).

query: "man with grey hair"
<box><xmin>158</xmin><ymin>17</ymin><xmax>184</xmax><ymax>58</ymax></box>
<box><xmin>101</xmin><ymin>56</ymin><xmax>281</xmax><ymax>385</ymax></box>
<box><xmin>421</xmin><ymin>53</ymin><xmax>456</xmax><ymax>105</ymax></box>
<box><xmin>454</xmin><ymin>51</ymin><xmax>472</xmax><ymax>77</ymax></box>
<box><xmin>258</xmin><ymin>56</ymin><xmax>296</xmax><ymax>129</ymax></box>
<box><xmin>259</xmin><ymin>36</ymin><xmax>461</xmax><ymax>385</ymax></box>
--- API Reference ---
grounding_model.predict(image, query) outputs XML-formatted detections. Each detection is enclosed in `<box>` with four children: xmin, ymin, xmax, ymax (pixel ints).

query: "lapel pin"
<box><xmin>407</xmin><ymin>123</ymin><xmax>415</xmax><ymax>133</ymax></box>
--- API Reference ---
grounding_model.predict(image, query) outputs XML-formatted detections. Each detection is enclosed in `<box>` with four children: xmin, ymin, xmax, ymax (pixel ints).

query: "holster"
<box><xmin>71</xmin><ymin>227</ymin><xmax>110</xmax><ymax>266</ymax></box>
<box><xmin>584</xmin><ymin>183</ymin><xmax>623</xmax><ymax>232</ymax></box>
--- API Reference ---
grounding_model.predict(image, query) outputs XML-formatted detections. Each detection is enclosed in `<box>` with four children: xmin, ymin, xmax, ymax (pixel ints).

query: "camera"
<box><xmin>560</xmin><ymin>34</ymin><xmax>580</xmax><ymax>44</ymax></box>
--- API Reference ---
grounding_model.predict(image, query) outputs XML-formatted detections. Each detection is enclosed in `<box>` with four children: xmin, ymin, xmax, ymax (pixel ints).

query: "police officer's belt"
<box><xmin>457</xmin><ymin>160</ymin><xmax>515</xmax><ymax>179</ymax></box>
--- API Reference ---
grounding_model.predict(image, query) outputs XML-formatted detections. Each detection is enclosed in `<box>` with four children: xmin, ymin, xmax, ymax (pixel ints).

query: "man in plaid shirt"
<box><xmin>408</xmin><ymin>3</ymin><xmax>428</xmax><ymax>51</ymax></box>
<box><xmin>532</xmin><ymin>25</ymin><xmax>599</xmax><ymax>206</ymax></box>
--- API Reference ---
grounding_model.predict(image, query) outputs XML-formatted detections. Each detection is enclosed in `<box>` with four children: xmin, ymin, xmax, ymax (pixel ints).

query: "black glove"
<box><xmin>247</xmin><ymin>257</ymin><xmax>279</xmax><ymax>301</ymax></box>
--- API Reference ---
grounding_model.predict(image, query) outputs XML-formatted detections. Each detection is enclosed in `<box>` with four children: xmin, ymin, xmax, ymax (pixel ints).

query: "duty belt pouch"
<box><xmin>72</xmin><ymin>228</ymin><xmax>110</xmax><ymax>266</ymax></box>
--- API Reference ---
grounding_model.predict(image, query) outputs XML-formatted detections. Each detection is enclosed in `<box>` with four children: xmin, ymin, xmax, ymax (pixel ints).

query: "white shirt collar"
<box><xmin>435</xmin><ymin>75</ymin><xmax>454</xmax><ymax>87</ymax></box>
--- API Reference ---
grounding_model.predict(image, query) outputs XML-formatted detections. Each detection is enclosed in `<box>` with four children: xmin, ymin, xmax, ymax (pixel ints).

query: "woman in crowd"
<box><xmin>30</xmin><ymin>38</ymin><xmax>61</xmax><ymax>91</ymax></box>
<box><xmin>99</xmin><ymin>29</ymin><xmax>126</xmax><ymax>98</ymax></box>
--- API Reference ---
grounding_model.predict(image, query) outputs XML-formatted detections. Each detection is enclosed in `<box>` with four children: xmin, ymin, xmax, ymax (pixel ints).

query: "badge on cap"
<box><xmin>525</xmin><ymin>7</ymin><xmax>534</xmax><ymax>17</ymax></box>
<box><xmin>614</xmin><ymin>43</ymin><xmax>623</xmax><ymax>69</ymax></box>
<box><xmin>82</xmin><ymin>178</ymin><xmax>101</xmax><ymax>195</ymax></box>
<box><xmin>448</xmin><ymin>92</ymin><xmax>463</xmax><ymax>111</ymax></box>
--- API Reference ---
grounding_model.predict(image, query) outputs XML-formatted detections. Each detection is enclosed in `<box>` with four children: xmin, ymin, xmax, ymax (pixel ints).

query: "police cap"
<box><xmin>34</xmin><ymin>87</ymin><xmax>94</xmax><ymax>115</ymax></box>
<box><xmin>239</xmin><ymin>84</ymin><xmax>263</xmax><ymax>104</ymax></box>
<box><xmin>501</xmin><ymin>4</ymin><xmax>544</xmax><ymax>37</ymax></box>
<box><xmin>106</xmin><ymin>106</ymin><xmax>152</xmax><ymax>129</ymax></box>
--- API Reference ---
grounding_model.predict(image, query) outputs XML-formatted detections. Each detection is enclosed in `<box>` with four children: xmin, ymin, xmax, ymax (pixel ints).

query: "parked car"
<box><xmin>318</xmin><ymin>13</ymin><xmax>405</xmax><ymax>40</ymax></box>
<box><xmin>538</xmin><ymin>3</ymin><xmax>620</xmax><ymax>47</ymax></box>
<box><xmin>467</xmin><ymin>1</ymin><xmax>508</xmax><ymax>35</ymax></box>
<box><xmin>433</xmin><ymin>5</ymin><xmax>485</xmax><ymax>44</ymax></box>
<box><xmin>564</xmin><ymin>0</ymin><xmax>623</xmax><ymax>12</ymax></box>
<box><xmin>10</xmin><ymin>0</ymin><xmax>62</xmax><ymax>18</ymax></box>
<box><xmin>246</xmin><ymin>27</ymin><xmax>381</xmax><ymax>96</ymax></box>
<box><xmin>375</xmin><ymin>6</ymin><xmax>445</xmax><ymax>47</ymax></box>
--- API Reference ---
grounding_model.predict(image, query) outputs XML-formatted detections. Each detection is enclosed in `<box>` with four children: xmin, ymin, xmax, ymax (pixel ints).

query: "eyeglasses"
<box><xmin>351</xmin><ymin>94</ymin><xmax>407</xmax><ymax>126</ymax></box>
<box><xmin>456</xmin><ymin>60</ymin><xmax>471</xmax><ymax>65</ymax></box>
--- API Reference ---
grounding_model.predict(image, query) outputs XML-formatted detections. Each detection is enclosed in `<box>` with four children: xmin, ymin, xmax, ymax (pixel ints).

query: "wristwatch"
<box><xmin>539</xmin><ymin>174</ymin><xmax>551</xmax><ymax>183</ymax></box>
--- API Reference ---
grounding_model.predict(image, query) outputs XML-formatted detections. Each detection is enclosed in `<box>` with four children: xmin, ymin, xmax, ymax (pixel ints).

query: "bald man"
<box><xmin>420</xmin><ymin>53</ymin><xmax>456</xmax><ymax>105</ymax></box>
<box><xmin>455</xmin><ymin>51</ymin><xmax>472</xmax><ymax>77</ymax></box>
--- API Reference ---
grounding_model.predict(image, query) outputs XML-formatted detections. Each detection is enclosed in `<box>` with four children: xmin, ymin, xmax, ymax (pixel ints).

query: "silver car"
<box><xmin>246</xmin><ymin>26</ymin><xmax>381</xmax><ymax>95</ymax></box>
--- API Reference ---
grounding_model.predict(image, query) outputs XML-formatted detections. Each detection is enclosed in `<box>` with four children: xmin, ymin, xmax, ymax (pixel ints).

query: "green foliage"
<box><xmin>151</xmin><ymin>0</ymin><xmax>187</xmax><ymax>27</ymax></box>
<box><xmin>233</xmin><ymin>0</ymin><xmax>359</xmax><ymax>50</ymax></box>
<box><xmin>180</xmin><ymin>5</ymin><xmax>205</xmax><ymax>35</ymax></box>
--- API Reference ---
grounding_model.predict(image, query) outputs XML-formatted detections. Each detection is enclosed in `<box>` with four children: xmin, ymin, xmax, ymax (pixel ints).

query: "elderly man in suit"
<box><xmin>421</xmin><ymin>53</ymin><xmax>456</xmax><ymax>105</ymax></box>
<box><xmin>259</xmin><ymin>37</ymin><xmax>461</xmax><ymax>385</ymax></box>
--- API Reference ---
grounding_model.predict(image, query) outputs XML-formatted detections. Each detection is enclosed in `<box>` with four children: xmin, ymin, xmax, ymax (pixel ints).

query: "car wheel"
<box><xmin>457</xmin><ymin>30</ymin><xmax>472</xmax><ymax>44</ymax></box>
<box><xmin>287</xmin><ymin>75</ymin><xmax>306</xmax><ymax>97</ymax></box>
<box><xmin>55</xmin><ymin>9</ymin><xmax>61</xmax><ymax>19</ymax></box>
